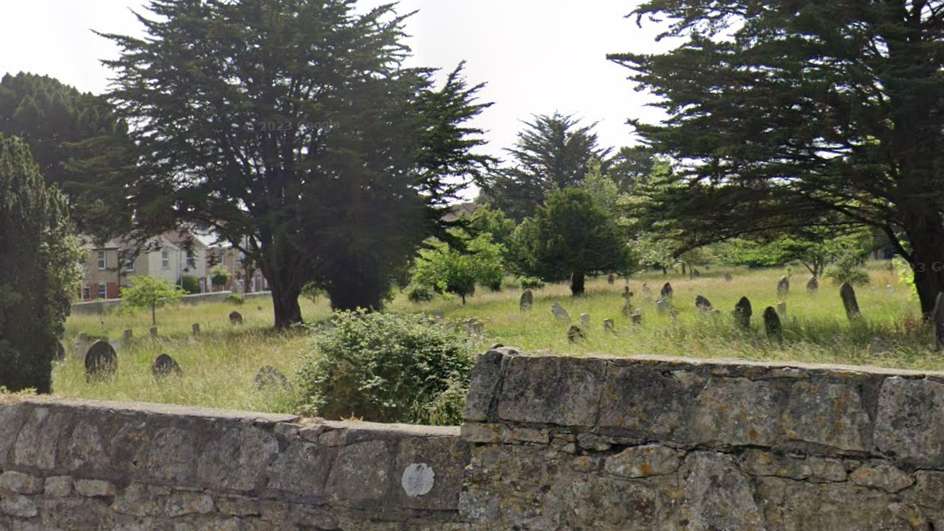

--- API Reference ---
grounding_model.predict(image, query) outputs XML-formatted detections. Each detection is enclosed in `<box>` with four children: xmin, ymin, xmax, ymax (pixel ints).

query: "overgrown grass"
<box><xmin>53</xmin><ymin>263</ymin><xmax>939</xmax><ymax>414</ymax></box>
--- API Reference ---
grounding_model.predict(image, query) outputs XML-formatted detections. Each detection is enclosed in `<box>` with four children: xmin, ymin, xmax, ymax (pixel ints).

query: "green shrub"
<box><xmin>210</xmin><ymin>266</ymin><xmax>230</xmax><ymax>290</ymax></box>
<box><xmin>226</xmin><ymin>292</ymin><xmax>245</xmax><ymax>305</ymax></box>
<box><xmin>297</xmin><ymin>310</ymin><xmax>477</xmax><ymax>425</ymax></box>
<box><xmin>825</xmin><ymin>249</ymin><xmax>870</xmax><ymax>286</ymax></box>
<box><xmin>407</xmin><ymin>284</ymin><xmax>435</xmax><ymax>303</ymax></box>
<box><xmin>179</xmin><ymin>275</ymin><xmax>201</xmax><ymax>295</ymax></box>
<box><xmin>519</xmin><ymin>276</ymin><xmax>545</xmax><ymax>290</ymax></box>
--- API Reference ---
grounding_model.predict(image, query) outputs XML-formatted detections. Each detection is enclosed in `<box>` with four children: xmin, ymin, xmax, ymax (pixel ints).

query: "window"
<box><xmin>125</xmin><ymin>253</ymin><xmax>135</xmax><ymax>272</ymax></box>
<box><xmin>97</xmin><ymin>250</ymin><xmax>107</xmax><ymax>270</ymax></box>
<box><xmin>161</xmin><ymin>250</ymin><xmax>169</xmax><ymax>270</ymax></box>
<box><xmin>217</xmin><ymin>248</ymin><xmax>225</xmax><ymax>264</ymax></box>
<box><xmin>97</xmin><ymin>283</ymin><xmax>107</xmax><ymax>300</ymax></box>
<box><xmin>82</xmin><ymin>287</ymin><xmax>91</xmax><ymax>301</ymax></box>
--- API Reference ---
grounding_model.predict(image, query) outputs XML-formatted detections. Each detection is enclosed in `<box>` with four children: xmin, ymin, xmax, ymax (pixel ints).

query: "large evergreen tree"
<box><xmin>101</xmin><ymin>0</ymin><xmax>490</xmax><ymax>326</ymax></box>
<box><xmin>610</xmin><ymin>0</ymin><xmax>944</xmax><ymax>316</ymax></box>
<box><xmin>0</xmin><ymin>134</ymin><xmax>82</xmax><ymax>393</ymax></box>
<box><xmin>485</xmin><ymin>112</ymin><xmax>611</xmax><ymax>221</ymax></box>
<box><xmin>0</xmin><ymin>73</ymin><xmax>135</xmax><ymax>240</ymax></box>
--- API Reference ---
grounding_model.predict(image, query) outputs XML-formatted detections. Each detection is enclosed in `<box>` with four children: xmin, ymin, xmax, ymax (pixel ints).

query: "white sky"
<box><xmin>0</xmin><ymin>0</ymin><xmax>667</xmax><ymax>161</ymax></box>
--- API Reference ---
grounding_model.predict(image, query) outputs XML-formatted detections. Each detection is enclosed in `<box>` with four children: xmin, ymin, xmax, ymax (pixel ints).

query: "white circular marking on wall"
<box><xmin>401</xmin><ymin>463</ymin><xmax>435</xmax><ymax>497</ymax></box>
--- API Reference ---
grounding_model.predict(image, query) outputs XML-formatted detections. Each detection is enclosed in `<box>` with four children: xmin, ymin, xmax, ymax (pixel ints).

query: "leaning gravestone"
<box><xmin>152</xmin><ymin>354</ymin><xmax>182</xmax><ymax>378</ymax></box>
<box><xmin>661</xmin><ymin>282</ymin><xmax>673</xmax><ymax>299</ymax></box>
<box><xmin>603</xmin><ymin>319</ymin><xmax>615</xmax><ymax>333</ymax></box>
<box><xmin>777</xmin><ymin>301</ymin><xmax>787</xmax><ymax>319</ymax></box>
<box><xmin>229</xmin><ymin>311</ymin><xmax>244</xmax><ymax>325</ymax></box>
<box><xmin>695</xmin><ymin>295</ymin><xmax>713</xmax><ymax>312</ymax></box>
<box><xmin>807</xmin><ymin>276</ymin><xmax>819</xmax><ymax>292</ymax></box>
<box><xmin>734</xmin><ymin>297</ymin><xmax>752</xmax><ymax>329</ymax></box>
<box><xmin>254</xmin><ymin>365</ymin><xmax>292</xmax><ymax>392</ymax></box>
<box><xmin>777</xmin><ymin>276</ymin><xmax>790</xmax><ymax>297</ymax></box>
<box><xmin>552</xmin><ymin>302</ymin><xmax>571</xmax><ymax>323</ymax></box>
<box><xmin>933</xmin><ymin>293</ymin><xmax>944</xmax><ymax>351</ymax></box>
<box><xmin>85</xmin><ymin>341</ymin><xmax>118</xmax><ymax>382</ymax></box>
<box><xmin>763</xmin><ymin>307</ymin><xmax>783</xmax><ymax>342</ymax></box>
<box><xmin>520</xmin><ymin>289</ymin><xmax>534</xmax><ymax>312</ymax></box>
<box><xmin>724</xmin><ymin>272</ymin><xmax>733</xmax><ymax>282</ymax></box>
<box><xmin>567</xmin><ymin>325</ymin><xmax>585</xmax><ymax>343</ymax></box>
<box><xmin>840</xmin><ymin>282</ymin><xmax>861</xmax><ymax>320</ymax></box>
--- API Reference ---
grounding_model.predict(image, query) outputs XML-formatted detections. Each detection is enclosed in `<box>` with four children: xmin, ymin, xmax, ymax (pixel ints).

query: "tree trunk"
<box><xmin>571</xmin><ymin>271</ymin><xmax>585</xmax><ymax>296</ymax></box>
<box><xmin>271</xmin><ymin>283</ymin><xmax>303</xmax><ymax>328</ymax></box>
<box><xmin>151</xmin><ymin>305</ymin><xmax>156</xmax><ymax>326</ymax></box>
<box><xmin>681</xmin><ymin>263</ymin><xmax>687</xmax><ymax>276</ymax></box>
<box><xmin>903</xmin><ymin>212</ymin><xmax>944</xmax><ymax>317</ymax></box>
<box><xmin>662</xmin><ymin>267</ymin><xmax>667</xmax><ymax>275</ymax></box>
<box><xmin>461</xmin><ymin>293</ymin><xmax>466</xmax><ymax>305</ymax></box>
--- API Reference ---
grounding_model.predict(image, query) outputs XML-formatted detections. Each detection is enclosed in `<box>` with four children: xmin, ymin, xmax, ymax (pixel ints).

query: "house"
<box><xmin>79</xmin><ymin>230</ymin><xmax>210</xmax><ymax>301</ymax></box>
<box><xmin>201</xmin><ymin>235</ymin><xmax>270</xmax><ymax>293</ymax></box>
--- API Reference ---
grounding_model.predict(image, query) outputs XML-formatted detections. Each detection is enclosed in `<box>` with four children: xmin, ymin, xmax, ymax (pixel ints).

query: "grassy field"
<box><xmin>52</xmin><ymin>263</ymin><xmax>937</xmax><ymax>413</ymax></box>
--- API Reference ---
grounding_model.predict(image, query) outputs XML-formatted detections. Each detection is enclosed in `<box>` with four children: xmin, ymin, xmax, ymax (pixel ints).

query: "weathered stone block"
<box><xmin>689</xmin><ymin>377</ymin><xmax>780</xmax><ymax>446</ymax></box>
<box><xmin>782</xmin><ymin>381</ymin><xmax>873</xmax><ymax>452</ymax></box>
<box><xmin>497</xmin><ymin>355</ymin><xmax>606</xmax><ymax>427</ymax></box>
<box><xmin>64</xmin><ymin>420</ymin><xmax>108</xmax><ymax>472</ymax></box>
<box><xmin>604</xmin><ymin>444</ymin><xmax>681</xmax><ymax>478</ymax></box>
<box><xmin>43</xmin><ymin>476</ymin><xmax>72</xmax><ymax>498</ymax></box>
<box><xmin>0</xmin><ymin>471</ymin><xmax>44</xmax><ymax>494</ymax></box>
<box><xmin>910</xmin><ymin>471</ymin><xmax>944</xmax><ymax>507</ymax></box>
<box><xmin>597</xmin><ymin>364</ymin><xmax>690</xmax><ymax>438</ymax></box>
<box><xmin>197</xmin><ymin>424</ymin><xmax>279</xmax><ymax>491</ymax></box>
<box><xmin>1</xmin><ymin>495</ymin><xmax>37</xmax><ymax>518</ymax></box>
<box><xmin>110</xmin><ymin>483</ymin><xmax>163</xmax><ymax>517</ymax></box>
<box><xmin>147</xmin><ymin>427</ymin><xmax>199</xmax><ymax>483</ymax></box>
<box><xmin>875</xmin><ymin>377</ymin><xmax>944</xmax><ymax>467</ymax></box>
<box><xmin>74</xmin><ymin>479</ymin><xmax>116</xmax><ymax>497</ymax></box>
<box><xmin>394</xmin><ymin>435</ymin><xmax>470</xmax><ymax>511</ymax></box>
<box><xmin>325</xmin><ymin>440</ymin><xmax>394</xmax><ymax>506</ymax></box>
<box><xmin>164</xmin><ymin>489</ymin><xmax>215</xmax><ymax>517</ymax></box>
<box><xmin>679</xmin><ymin>452</ymin><xmax>765</xmax><ymax>530</ymax></box>
<box><xmin>849</xmin><ymin>462</ymin><xmax>914</xmax><ymax>493</ymax></box>
<box><xmin>13</xmin><ymin>407</ymin><xmax>68</xmax><ymax>469</ymax></box>
<box><xmin>463</xmin><ymin>350</ymin><xmax>505</xmax><ymax>422</ymax></box>
<box><xmin>0</xmin><ymin>403</ymin><xmax>27</xmax><ymax>466</ymax></box>
<box><xmin>265</xmin><ymin>441</ymin><xmax>335</xmax><ymax>496</ymax></box>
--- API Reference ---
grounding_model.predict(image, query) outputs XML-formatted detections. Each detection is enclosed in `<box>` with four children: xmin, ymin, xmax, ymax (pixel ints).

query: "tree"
<box><xmin>101</xmin><ymin>0</ymin><xmax>491</xmax><ymax>327</ymax></box>
<box><xmin>0</xmin><ymin>73</ymin><xmax>135</xmax><ymax>240</ymax></box>
<box><xmin>0</xmin><ymin>134</ymin><xmax>82</xmax><ymax>393</ymax></box>
<box><xmin>210</xmin><ymin>265</ymin><xmax>230</xmax><ymax>291</ymax></box>
<box><xmin>610</xmin><ymin>0</ymin><xmax>944</xmax><ymax>316</ymax></box>
<box><xmin>515</xmin><ymin>188</ymin><xmax>632</xmax><ymax>296</ymax></box>
<box><xmin>121</xmin><ymin>276</ymin><xmax>185</xmax><ymax>326</ymax></box>
<box><xmin>413</xmin><ymin>232</ymin><xmax>505</xmax><ymax>304</ymax></box>
<box><xmin>723</xmin><ymin>229</ymin><xmax>873</xmax><ymax>278</ymax></box>
<box><xmin>485</xmin><ymin>112</ymin><xmax>611</xmax><ymax>221</ymax></box>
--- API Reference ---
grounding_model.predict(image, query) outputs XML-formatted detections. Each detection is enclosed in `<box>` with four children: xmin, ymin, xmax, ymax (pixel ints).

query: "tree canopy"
<box><xmin>610</xmin><ymin>0</ymin><xmax>944</xmax><ymax>315</ymax></box>
<box><xmin>101</xmin><ymin>0</ymin><xmax>491</xmax><ymax>327</ymax></box>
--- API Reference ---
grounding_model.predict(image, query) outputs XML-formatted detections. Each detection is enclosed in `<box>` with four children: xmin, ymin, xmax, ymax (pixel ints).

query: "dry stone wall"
<box><xmin>6</xmin><ymin>353</ymin><xmax>944</xmax><ymax>529</ymax></box>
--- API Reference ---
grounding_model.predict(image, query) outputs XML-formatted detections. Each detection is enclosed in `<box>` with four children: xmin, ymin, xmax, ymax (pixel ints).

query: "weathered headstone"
<box><xmin>656</xmin><ymin>297</ymin><xmax>671</xmax><ymax>314</ymax></box>
<box><xmin>229</xmin><ymin>311</ymin><xmax>244</xmax><ymax>325</ymax></box>
<box><xmin>85</xmin><ymin>341</ymin><xmax>118</xmax><ymax>382</ymax></box>
<box><xmin>55</xmin><ymin>341</ymin><xmax>66</xmax><ymax>362</ymax></box>
<box><xmin>607</xmin><ymin>274</ymin><xmax>615</xmax><ymax>285</ymax></box>
<box><xmin>692</xmin><ymin>268</ymin><xmax>701</xmax><ymax>278</ymax></box>
<box><xmin>641</xmin><ymin>283</ymin><xmax>652</xmax><ymax>302</ymax></box>
<box><xmin>73</xmin><ymin>341</ymin><xmax>89</xmax><ymax>359</ymax></box>
<box><xmin>579</xmin><ymin>313</ymin><xmax>590</xmax><ymax>328</ymax></box>
<box><xmin>695</xmin><ymin>295</ymin><xmax>713</xmax><ymax>312</ymax></box>
<box><xmin>763</xmin><ymin>306</ymin><xmax>783</xmax><ymax>341</ymax></box>
<box><xmin>734</xmin><ymin>297</ymin><xmax>752</xmax><ymax>329</ymax></box>
<box><xmin>621</xmin><ymin>287</ymin><xmax>634</xmax><ymax>316</ymax></box>
<box><xmin>660</xmin><ymin>282</ymin><xmax>673</xmax><ymax>299</ymax></box>
<box><xmin>149</xmin><ymin>327</ymin><xmax>158</xmax><ymax>338</ymax></box>
<box><xmin>631</xmin><ymin>312</ymin><xmax>643</xmax><ymax>326</ymax></box>
<box><xmin>551</xmin><ymin>302</ymin><xmax>571</xmax><ymax>323</ymax></box>
<box><xmin>567</xmin><ymin>325</ymin><xmax>585</xmax><ymax>343</ymax></box>
<box><xmin>152</xmin><ymin>354</ymin><xmax>182</xmax><ymax>378</ymax></box>
<box><xmin>123</xmin><ymin>329</ymin><xmax>133</xmax><ymax>342</ymax></box>
<box><xmin>254</xmin><ymin>365</ymin><xmax>292</xmax><ymax>392</ymax></box>
<box><xmin>603</xmin><ymin>319</ymin><xmax>615</xmax><ymax>333</ymax></box>
<box><xmin>519</xmin><ymin>290</ymin><xmax>534</xmax><ymax>312</ymax></box>
<box><xmin>78</xmin><ymin>332</ymin><xmax>89</xmax><ymax>342</ymax></box>
<box><xmin>777</xmin><ymin>301</ymin><xmax>787</xmax><ymax>319</ymax></box>
<box><xmin>466</xmin><ymin>319</ymin><xmax>484</xmax><ymax>337</ymax></box>
<box><xmin>807</xmin><ymin>276</ymin><xmax>819</xmax><ymax>292</ymax></box>
<box><xmin>724</xmin><ymin>272</ymin><xmax>733</xmax><ymax>282</ymax></box>
<box><xmin>933</xmin><ymin>293</ymin><xmax>944</xmax><ymax>351</ymax></box>
<box><xmin>433</xmin><ymin>310</ymin><xmax>445</xmax><ymax>321</ymax></box>
<box><xmin>777</xmin><ymin>276</ymin><xmax>790</xmax><ymax>297</ymax></box>
<box><xmin>192</xmin><ymin>323</ymin><xmax>201</xmax><ymax>336</ymax></box>
<box><xmin>840</xmin><ymin>282</ymin><xmax>861</xmax><ymax>320</ymax></box>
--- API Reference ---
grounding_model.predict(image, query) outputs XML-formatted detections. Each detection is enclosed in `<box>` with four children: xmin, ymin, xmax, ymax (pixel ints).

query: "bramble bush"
<box><xmin>296</xmin><ymin>310</ymin><xmax>478</xmax><ymax>425</ymax></box>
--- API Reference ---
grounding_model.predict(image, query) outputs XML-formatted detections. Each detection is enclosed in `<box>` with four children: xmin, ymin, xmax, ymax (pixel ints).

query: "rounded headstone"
<box><xmin>695</xmin><ymin>295</ymin><xmax>713</xmax><ymax>312</ymax></box>
<box><xmin>807</xmin><ymin>276</ymin><xmax>819</xmax><ymax>292</ymax></box>
<box><xmin>777</xmin><ymin>276</ymin><xmax>790</xmax><ymax>297</ymax></box>
<box><xmin>724</xmin><ymin>272</ymin><xmax>733</xmax><ymax>282</ymax></box>
<box><xmin>149</xmin><ymin>327</ymin><xmax>158</xmax><ymax>338</ymax></box>
<box><xmin>254</xmin><ymin>365</ymin><xmax>291</xmax><ymax>391</ymax></box>
<box><xmin>603</xmin><ymin>319</ymin><xmax>615</xmax><ymax>333</ymax></box>
<box><xmin>85</xmin><ymin>341</ymin><xmax>118</xmax><ymax>382</ymax></box>
<box><xmin>763</xmin><ymin>306</ymin><xmax>783</xmax><ymax>341</ymax></box>
<box><xmin>152</xmin><ymin>353</ymin><xmax>182</xmax><ymax>378</ymax></box>
<box><xmin>229</xmin><ymin>311</ymin><xmax>244</xmax><ymax>325</ymax></box>
<box><xmin>567</xmin><ymin>325</ymin><xmax>585</xmax><ymax>343</ymax></box>
<box><xmin>607</xmin><ymin>274</ymin><xmax>615</xmax><ymax>285</ymax></box>
<box><xmin>840</xmin><ymin>282</ymin><xmax>861</xmax><ymax>320</ymax></box>
<box><xmin>192</xmin><ymin>323</ymin><xmax>201</xmax><ymax>336</ymax></box>
<box><xmin>660</xmin><ymin>282</ymin><xmax>673</xmax><ymax>299</ymax></box>
<box><xmin>519</xmin><ymin>289</ymin><xmax>534</xmax><ymax>312</ymax></box>
<box><xmin>734</xmin><ymin>297</ymin><xmax>753</xmax><ymax>329</ymax></box>
<box><xmin>631</xmin><ymin>312</ymin><xmax>643</xmax><ymax>326</ymax></box>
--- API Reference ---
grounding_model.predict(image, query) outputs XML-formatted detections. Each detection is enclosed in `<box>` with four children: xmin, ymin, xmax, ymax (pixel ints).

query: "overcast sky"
<box><xmin>0</xmin><ymin>0</ymin><xmax>667</xmax><ymax>160</ymax></box>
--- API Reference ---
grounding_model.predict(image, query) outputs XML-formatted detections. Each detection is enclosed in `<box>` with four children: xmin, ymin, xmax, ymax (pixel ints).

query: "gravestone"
<box><xmin>109</xmin><ymin>339</ymin><xmax>124</xmax><ymax>352</ymax></box>
<box><xmin>580</xmin><ymin>313</ymin><xmax>590</xmax><ymax>328</ymax></box>
<box><xmin>886</xmin><ymin>284</ymin><xmax>894</xmax><ymax>295</ymax></box>
<box><xmin>631</xmin><ymin>312</ymin><xmax>643</xmax><ymax>326</ymax></box>
<box><xmin>567</xmin><ymin>325</ymin><xmax>585</xmax><ymax>343</ymax></box>
<box><xmin>724</xmin><ymin>272</ymin><xmax>733</xmax><ymax>282</ymax></box>
<box><xmin>607</xmin><ymin>274</ymin><xmax>615</xmax><ymax>285</ymax></box>
<box><xmin>734</xmin><ymin>297</ymin><xmax>752</xmax><ymax>329</ymax></box>
<box><xmin>656</xmin><ymin>297</ymin><xmax>671</xmax><ymax>314</ymax></box>
<box><xmin>520</xmin><ymin>290</ymin><xmax>534</xmax><ymax>312</ymax></box>
<box><xmin>192</xmin><ymin>323</ymin><xmax>201</xmax><ymax>336</ymax></box>
<box><xmin>807</xmin><ymin>276</ymin><xmax>819</xmax><ymax>292</ymax></box>
<box><xmin>621</xmin><ymin>287</ymin><xmax>634</xmax><ymax>316</ymax></box>
<box><xmin>73</xmin><ymin>341</ymin><xmax>89</xmax><ymax>359</ymax></box>
<box><xmin>78</xmin><ymin>332</ymin><xmax>89</xmax><ymax>343</ymax></box>
<box><xmin>551</xmin><ymin>302</ymin><xmax>571</xmax><ymax>323</ymax></box>
<box><xmin>695</xmin><ymin>295</ymin><xmax>713</xmax><ymax>312</ymax></box>
<box><xmin>123</xmin><ymin>329</ymin><xmax>133</xmax><ymax>342</ymax></box>
<box><xmin>152</xmin><ymin>354</ymin><xmax>182</xmax><ymax>378</ymax></box>
<box><xmin>777</xmin><ymin>301</ymin><xmax>787</xmax><ymax>319</ymax></box>
<box><xmin>433</xmin><ymin>311</ymin><xmax>445</xmax><ymax>320</ymax></box>
<box><xmin>254</xmin><ymin>365</ymin><xmax>292</xmax><ymax>392</ymax></box>
<box><xmin>466</xmin><ymin>319</ymin><xmax>484</xmax><ymax>337</ymax></box>
<box><xmin>55</xmin><ymin>341</ymin><xmax>66</xmax><ymax>362</ymax></box>
<box><xmin>149</xmin><ymin>327</ymin><xmax>158</xmax><ymax>338</ymax></box>
<box><xmin>660</xmin><ymin>282</ymin><xmax>673</xmax><ymax>299</ymax></box>
<box><xmin>603</xmin><ymin>319</ymin><xmax>615</xmax><ymax>333</ymax></box>
<box><xmin>692</xmin><ymin>268</ymin><xmax>701</xmax><ymax>278</ymax></box>
<box><xmin>933</xmin><ymin>293</ymin><xmax>944</xmax><ymax>351</ymax></box>
<box><xmin>763</xmin><ymin>307</ymin><xmax>783</xmax><ymax>342</ymax></box>
<box><xmin>777</xmin><ymin>276</ymin><xmax>790</xmax><ymax>297</ymax></box>
<box><xmin>85</xmin><ymin>341</ymin><xmax>118</xmax><ymax>382</ymax></box>
<box><xmin>229</xmin><ymin>311</ymin><xmax>244</xmax><ymax>325</ymax></box>
<box><xmin>840</xmin><ymin>282</ymin><xmax>861</xmax><ymax>320</ymax></box>
<box><xmin>642</xmin><ymin>283</ymin><xmax>652</xmax><ymax>302</ymax></box>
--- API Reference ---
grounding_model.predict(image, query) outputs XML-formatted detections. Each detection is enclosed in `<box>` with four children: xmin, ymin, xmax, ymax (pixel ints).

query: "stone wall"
<box><xmin>6</xmin><ymin>353</ymin><xmax>944</xmax><ymax>530</ymax></box>
<box><xmin>71</xmin><ymin>291</ymin><xmax>271</xmax><ymax>315</ymax></box>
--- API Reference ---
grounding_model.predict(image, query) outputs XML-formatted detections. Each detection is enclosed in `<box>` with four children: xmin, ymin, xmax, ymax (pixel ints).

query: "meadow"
<box><xmin>53</xmin><ymin>263</ymin><xmax>937</xmax><ymax>413</ymax></box>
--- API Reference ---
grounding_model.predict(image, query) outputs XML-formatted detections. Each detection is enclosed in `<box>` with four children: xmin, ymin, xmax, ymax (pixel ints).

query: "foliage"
<box><xmin>723</xmin><ymin>229</ymin><xmax>873</xmax><ymax>278</ymax></box>
<box><xmin>300</xmin><ymin>281</ymin><xmax>326</xmax><ymax>305</ymax></box>
<box><xmin>226</xmin><ymin>293</ymin><xmax>245</xmax><ymax>305</ymax></box>
<box><xmin>413</xmin><ymin>232</ymin><xmax>505</xmax><ymax>304</ymax></box>
<box><xmin>407</xmin><ymin>284</ymin><xmax>435</xmax><ymax>303</ymax></box>
<box><xmin>209</xmin><ymin>266</ymin><xmax>229</xmax><ymax>290</ymax></box>
<box><xmin>120</xmin><ymin>276</ymin><xmax>185</xmax><ymax>326</ymax></box>
<box><xmin>608</xmin><ymin>145</ymin><xmax>656</xmax><ymax>192</ymax></box>
<box><xmin>518</xmin><ymin>276</ymin><xmax>546</xmax><ymax>290</ymax></box>
<box><xmin>101</xmin><ymin>0</ymin><xmax>492</xmax><ymax>327</ymax></box>
<box><xmin>515</xmin><ymin>188</ymin><xmax>632</xmax><ymax>296</ymax></box>
<box><xmin>179</xmin><ymin>275</ymin><xmax>201</xmax><ymax>295</ymax></box>
<box><xmin>0</xmin><ymin>134</ymin><xmax>83</xmax><ymax>393</ymax></box>
<box><xmin>297</xmin><ymin>310</ymin><xmax>477</xmax><ymax>425</ymax></box>
<box><xmin>825</xmin><ymin>248</ymin><xmax>871</xmax><ymax>287</ymax></box>
<box><xmin>0</xmin><ymin>73</ymin><xmax>135</xmax><ymax>240</ymax></box>
<box><xmin>484</xmin><ymin>112</ymin><xmax>611</xmax><ymax>221</ymax></box>
<box><xmin>467</xmin><ymin>205</ymin><xmax>517</xmax><ymax>256</ymax></box>
<box><xmin>609</xmin><ymin>0</ymin><xmax>944</xmax><ymax>315</ymax></box>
